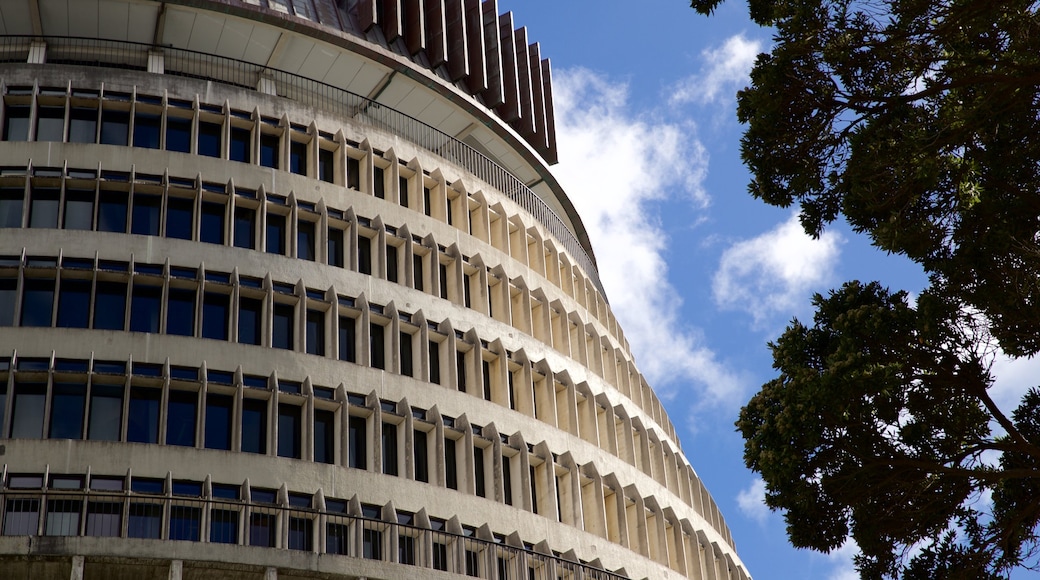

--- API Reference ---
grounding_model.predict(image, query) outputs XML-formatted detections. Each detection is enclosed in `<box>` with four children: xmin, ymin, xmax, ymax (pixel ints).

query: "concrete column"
<box><xmin>69</xmin><ymin>556</ymin><xmax>84</xmax><ymax>580</ymax></box>
<box><xmin>168</xmin><ymin>560</ymin><xmax>182</xmax><ymax>580</ymax></box>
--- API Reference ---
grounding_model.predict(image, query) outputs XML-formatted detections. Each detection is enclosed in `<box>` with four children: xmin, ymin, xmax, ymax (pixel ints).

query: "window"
<box><xmin>202</xmin><ymin>292</ymin><xmax>230</xmax><ymax>340</ymax></box>
<box><xmin>87</xmin><ymin>384</ymin><xmax>122</xmax><ymax>441</ymax></box>
<box><xmin>304</xmin><ymin>309</ymin><xmax>326</xmax><ymax>356</ymax></box>
<box><xmin>373</xmin><ymin>166</ymin><xmax>385</xmax><ymax>199</ymax></box>
<box><xmin>414</xmin><ymin>429</ymin><xmax>429</xmax><ymax>483</ymax></box>
<box><xmin>11</xmin><ymin>381</ymin><xmax>46</xmax><ymax>438</ymax></box>
<box><xmin>386</xmin><ymin>244</ymin><xmax>398</xmax><ymax>283</ymax></box>
<box><xmin>3</xmin><ymin>105</ymin><xmax>30</xmax><ymax>141</ymax></box>
<box><xmin>3</xmin><ymin>498</ymin><xmax>39</xmax><ymax>535</ymax></box>
<box><xmin>260</xmin><ymin>133</ymin><xmax>279</xmax><ymax>168</ymax></box>
<box><xmin>238</xmin><ymin>297</ymin><xmax>262</xmax><ymax>345</ymax></box>
<box><xmin>370</xmin><ymin>322</ymin><xmax>385</xmax><ymax>369</ymax></box>
<box><xmin>169</xmin><ymin>505</ymin><xmax>201</xmax><ymax>541</ymax></box>
<box><xmin>85</xmin><ymin>500</ymin><xmax>121</xmax><ymax>537</ymax></box>
<box><xmin>133</xmin><ymin>112</ymin><xmax>161</xmax><ymax>149</ymax></box>
<box><xmin>433</xmin><ymin>540</ymin><xmax>448</xmax><ymax>571</ymax></box>
<box><xmin>503</xmin><ymin>456</ymin><xmax>513</xmax><ymax>505</ymax></box>
<box><xmin>400</xmin><ymin>331</ymin><xmax>414</xmax><ymax>377</ymax></box>
<box><xmin>97</xmin><ymin>189</ymin><xmax>128</xmax><ymax>233</ymax></box>
<box><xmin>205</xmin><ymin>393</ymin><xmax>233</xmax><ymax>450</ymax></box>
<box><xmin>474</xmin><ymin>446</ymin><xmax>486</xmax><ymax>497</ymax></box>
<box><xmin>93</xmin><ymin>281</ymin><xmax>126</xmax><ymax>330</ymax></box>
<box><xmin>28</xmin><ymin>187</ymin><xmax>60</xmax><ymax>228</ymax></box>
<box><xmin>200</xmin><ymin>202</ymin><xmax>225</xmax><ymax>244</ymax></box>
<box><xmin>399</xmin><ymin>176</ymin><xmax>409</xmax><ymax>207</ymax></box>
<box><xmin>0</xmin><ymin>277</ymin><xmax>15</xmax><ymax>326</ymax></box>
<box><xmin>21</xmin><ymin>278</ymin><xmax>54</xmax><ymax>327</ymax></box>
<box><xmin>0</xmin><ymin>187</ymin><xmax>23</xmax><ymax>228</ymax></box>
<box><xmin>35</xmin><ymin>105</ymin><xmax>64</xmax><ymax>142</ymax></box>
<box><xmin>210</xmin><ymin>508</ymin><xmax>238</xmax><ymax>544</ymax></box>
<box><xmin>62</xmin><ymin>188</ymin><xmax>94</xmax><ymax>230</ymax></box>
<box><xmin>445</xmin><ymin>437</ymin><xmax>458</xmax><ymax>490</ymax></box>
<box><xmin>413</xmin><ymin>254</ymin><xmax>424</xmax><ymax>291</ymax></box>
<box><xmin>99</xmin><ymin>109</ymin><xmax>129</xmax><ymax>146</ymax></box>
<box><xmin>326</xmin><ymin>521</ymin><xmax>349</xmax><ymax>554</ymax></box>
<box><xmin>298</xmin><ymin>220</ymin><xmax>315</xmax><ymax>261</ymax></box>
<box><xmin>277</xmin><ymin>404</ymin><xmax>301</xmax><ymax>459</ymax></box>
<box><xmin>230</xmin><ymin>127</ymin><xmax>251</xmax><ymax>163</ymax></box>
<box><xmin>318</xmin><ymin>148</ymin><xmax>334</xmax><ymax>183</ymax></box>
<box><xmin>166</xmin><ymin>196</ymin><xmax>194</xmax><ymax>240</ymax></box>
<box><xmin>273</xmin><ymin>303</ymin><xmax>294</xmax><ymax>350</ymax></box>
<box><xmin>266</xmin><ymin>213</ymin><xmax>286</xmax><ymax>255</ymax></box>
<box><xmin>166</xmin><ymin>390</ymin><xmax>197</xmax><ymax>447</ymax></box>
<box><xmin>130</xmin><ymin>284</ymin><xmax>162</xmax><ymax>333</ymax></box>
<box><xmin>165</xmin><ymin>116</ymin><xmax>191</xmax><ymax>153</ymax></box>
<box><xmin>250</xmin><ymin>512</ymin><xmax>276</xmax><ymax>547</ymax></box>
<box><xmin>198</xmin><ymin>120</ymin><xmax>221</xmax><ymax>157</ymax></box>
<box><xmin>131</xmin><ymin>193</ymin><xmax>161</xmax><ymax>235</ymax></box>
<box><xmin>49</xmin><ymin>382</ymin><xmax>86</xmax><ymax>439</ymax></box>
<box><xmin>315</xmin><ymin>408</ymin><xmax>335</xmax><ymax>464</ymax></box>
<box><xmin>347</xmin><ymin>157</ymin><xmax>360</xmax><ymax>190</ymax></box>
<box><xmin>398</xmin><ymin>533</ymin><xmax>416</xmax><ymax>565</ymax></box>
<box><xmin>234</xmin><ymin>206</ymin><xmax>255</xmax><ymax>249</ymax></box>
<box><xmin>57</xmin><ymin>279</ymin><xmax>91</xmax><ymax>328</ymax></box>
<box><xmin>290</xmin><ymin>140</ymin><xmax>307</xmax><ymax>175</ymax></box>
<box><xmin>328</xmin><ymin>227</ymin><xmax>345</xmax><ymax>267</ymax></box>
<box><xmin>288</xmin><ymin>515</ymin><xmax>313</xmax><ymax>550</ymax></box>
<box><xmin>167</xmin><ymin>287</ymin><xmax>196</xmax><ymax>336</ymax></box>
<box><xmin>429</xmin><ymin>341</ymin><xmax>441</xmax><ymax>384</ymax></box>
<box><xmin>128</xmin><ymin>502</ymin><xmax>162</xmax><ymax>538</ymax></box>
<box><xmin>358</xmin><ymin>236</ymin><xmax>372</xmax><ymax>274</ymax></box>
<box><xmin>68</xmin><ymin>106</ymin><xmax>98</xmax><ymax>143</ymax></box>
<box><xmin>363</xmin><ymin>527</ymin><xmax>383</xmax><ymax>560</ymax></box>
<box><xmin>349</xmin><ymin>415</ymin><xmax>367</xmax><ymax>469</ymax></box>
<box><xmin>382</xmin><ymin>422</ymin><xmax>398</xmax><ymax>476</ymax></box>
<box><xmin>241</xmin><ymin>398</ymin><xmax>267</xmax><ymax>454</ymax></box>
<box><xmin>128</xmin><ymin>387</ymin><xmax>161</xmax><ymax>443</ymax></box>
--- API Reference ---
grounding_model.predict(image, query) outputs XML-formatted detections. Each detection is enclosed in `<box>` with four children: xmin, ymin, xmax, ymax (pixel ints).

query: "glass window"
<box><xmin>349</xmin><ymin>415</ymin><xmax>367</xmax><ymax>470</ymax></box>
<box><xmin>277</xmin><ymin>403</ymin><xmax>301</xmax><ymax>459</ymax></box>
<box><xmin>414</xmin><ymin>429</ymin><xmax>428</xmax><ymax>483</ymax></box>
<box><xmin>474</xmin><ymin>446</ymin><xmax>486</xmax><ymax>497</ymax></box>
<box><xmin>429</xmin><ymin>341</ymin><xmax>441</xmax><ymax>384</ymax></box>
<box><xmin>130</xmin><ymin>284</ymin><xmax>162</xmax><ymax>333</ymax></box>
<box><xmin>230</xmin><ymin>127</ymin><xmax>251</xmax><ymax>163</ymax></box>
<box><xmin>347</xmin><ymin>158</ymin><xmax>360</xmax><ymax>190</ymax></box>
<box><xmin>21</xmin><ymin>278</ymin><xmax>54</xmax><ymax>327</ymax></box>
<box><xmin>99</xmin><ymin>109</ymin><xmax>129</xmax><ymax>146</ymax></box>
<box><xmin>328</xmin><ymin>227</ymin><xmax>344</xmax><ymax>267</ymax></box>
<box><xmin>318</xmin><ymin>148</ymin><xmax>334</xmax><ymax>183</ymax></box>
<box><xmin>11</xmin><ymin>381</ymin><xmax>46</xmax><ymax>438</ymax></box>
<box><xmin>210</xmin><ymin>509</ymin><xmax>238</xmax><ymax>544</ymax></box>
<box><xmin>167</xmin><ymin>287</ymin><xmax>196</xmax><ymax>336</ymax></box>
<box><xmin>0</xmin><ymin>187</ymin><xmax>23</xmax><ymax>228</ymax></box>
<box><xmin>358</xmin><ymin>236</ymin><xmax>372</xmax><ymax>274</ymax></box>
<box><xmin>386</xmin><ymin>244</ymin><xmax>398</xmax><ymax>283</ymax></box>
<box><xmin>290</xmin><ymin>141</ymin><xmax>307</xmax><ymax>175</ymax></box>
<box><xmin>260</xmin><ymin>133</ymin><xmax>279</xmax><ymax>168</ymax></box>
<box><xmin>234</xmin><ymin>206</ymin><xmax>255</xmax><ymax>249</ymax></box>
<box><xmin>298</xmin><ymin>220</ymin><xmax>315</xmax><ymax>261</ymax></box>
<box><xmin>0</xmin><ymin>277</ymin><xmax>17</xmax><ymax>326</ymax></box>
<box><xmin>400</xmin><ymin>332</ymin><xmax>413</xmax><ymax>377</ymax></box>
<box><xmin>241</xmin><ymin>398</ymin><xmax>267</xmax><ymax>454</ymax></box>
<box><xmin>168</xmin><ymin>505</ymin><xmax>201</xmax><ymax>541</ymax></box>
<box><xmin>49</xmin><ymin>381</ymin><xmax>86</xmax><ymax>439</ymax></box>
<box><xmin>166</xmin><ymin>116</ymin><xmax>191</xmax><ymax>153</ymax></box>
<box><xmin>381</xmin><ymin>422</ymin><xmax>397</xmax><ymax>476</ymax></box>
<box><xmin>131</xmin><ymin>193</ymin><xmax>161</xmax><ymax>236</ymax></box>
<box><xmin>306</xmin><ymin>309</ymin><xmax>324</xmax><ymax>356</ymax></box>
<box><xmin>68</xmin><ymin>106</ymin><xmax>98</xmax><ymax>143</ymax></box>
<box><xmin>250</xmin><ymin>512</ymin><xmax>276</xmax><ymax>547</ymax></box>
<box><xmin>433</xmin><ymin>541</ymin><xmax>448</xmax><ymax>571</ymax></box>
<box><xmin>97</xmin><ymin>189</ymin><xmax>128</xmax><ymax>233</ymax></box>
<box><xmin>63</xmin><ymin>188</ymin><xmax>94</xmax><ymax>230</ymax></box>
<box><xmin>133</xmin><ymin>112</ymin><xmax>161</xmax><ymax>149</ymax></box>
<box><xmin>45</xmin><ymin>499</ymin><xmax>81</xmax><ymax>536</ymax></box>
<box><xmin>28</xmin><ymin>187</ymin><xmax>60</xmax><ymax>228</ymax></box>
<box><xmin>363</xmin><ymin>528</ymin><xmax>382</xmax><ymax>560</ymax></box>
<box><xmin>3</xmin><ymin>105</ymin><xmax>30</xmax><ymax>141</ymax></box>
<box><xmin>202</xmin><ymin>292</ymin><xmax>230</xmax><ymax>340</ymax></box>
<box><xmin>238</xmin><ymin>296</ymin><xmax>262</xmax><ymax>346</ymax></box>
<box><xmin>370</xmin><ymin>322</ymin><xmax>385</xmax><ymax>369</ymax></box>
<box><xmin>445</xmin><ymin>438</ymin><xmax>458</xmax><ymax>490</ymax></box>
<box><xmin>338</xmin><ymin>317</ymin><xmax>355</xmax><ymax>362</ymax></box>
<box><xmin>413</xmin><ymin>255</ymin><xmax>424</xmax><ymax>291</ymax></box>
<box><xmin>85</xmin><ymin>501</ymin><xmax>121</xmax><ymax>537</ymax></box>
<box><xmin>200</xmin><ymin>201</ymin><xmax>224</xmax><ymax>244</ymax></box>
<box><xmin>166</xmin><ymin>390</ymin><xmax>197</xmax><ymax>447</ymax></box>
<box><xmin>205</xmin><ymin>393</ymin><xmax>233</xmax><ymax>450</ymax></box>
<box><xmin>399</xmin><ymin>533</ymin><xmax>416</xmax><ymax>565</ymax></box>
<box><xmin>57</xmin><ymin>279</ymin><xmax>91</xmax><ymax>328</ymax></box>
<box><xmin>127</xmin><ymin>502</ymin><xmax>162</xmax><ymax>538</ymax></box>
<box><xmin>373</xmin><ymin>166</ymin><xmax>385</xmax><ymax>199</ymax></box>
<box><xmin>198</xmin><ymin>120</ymin><xmax>221</xmax><ymax>157</ymax></box>
<box><xmin>3</xmin><ymin>498</ymin><xmax>39</xmax><ymax>535</ymax></box>
<box><xmin>87</xmin><ymin>384</ymin><xmax>122</xmax><ymax>441</ymax></box>
<box><xmin>35</xmin><ymin>105</ymin><xmax>65</xmax><ymax>142</ymax></box>
<box><xmin>327</xmin><ymin>522</ymin><xmax>349</xmax><ymax>554</ymax></box>
<box><xmin>272</xmin><ymin>303</ymin><xmax>294</xmax><ymax>350</ymax></box>
<box><xmin>266</xmin><ymin>213</ymin><xmax>286</xmax><ymax>255</ymax></box>
<box><xmin>314</xmin><ymin>408</ymin><xmax>335</xmax><ymax>464</ymax></box>
<box><xmin>127</xmin><ymin>387</ymin><xmax>160</xmax><ymax>443</ymax></box>
<box><xmin>399</xmin><ymin>176</ymin><xmax>409</xmax><ymax>207</ymax></box>
<box><xmin>93</xmin><ymin>281</ymin><xmax>127</xmax><ymax>330</ymax></box>
<box><xmin>166</xmin><ymin>196</ymin><xmax>194</xmax><ymax>240</ymax></box>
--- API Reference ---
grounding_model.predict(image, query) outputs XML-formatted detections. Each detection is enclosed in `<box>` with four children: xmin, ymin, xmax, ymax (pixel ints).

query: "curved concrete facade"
<box><xmin>0</xmin><ymin>2</ymin><xmax>750</xmax><ymax>580</ymax></box>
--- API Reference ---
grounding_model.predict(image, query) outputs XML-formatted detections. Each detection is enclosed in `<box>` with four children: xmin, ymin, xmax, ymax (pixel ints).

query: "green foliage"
<box><xmin>695</xmin><ymin>1</ymin><xmax>1040</xmax><ymax>576</ymax></box>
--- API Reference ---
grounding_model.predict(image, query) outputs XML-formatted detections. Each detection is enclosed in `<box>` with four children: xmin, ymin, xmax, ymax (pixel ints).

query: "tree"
<box><xmin>690</xmin><ymin>0</ymin><xmax>1040</xmax><ymax>576</ymax></box>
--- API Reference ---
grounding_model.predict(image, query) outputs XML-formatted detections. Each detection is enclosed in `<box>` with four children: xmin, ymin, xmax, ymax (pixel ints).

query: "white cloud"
<box><xmin>988</xmin><ymin>352</ymin><xmax>1040</xmax><ymax>413</ymax></box>
<box><xmin>713</xmin><ymin>213</ymin><xmax>843</xmax><ymax>327</ymax></box>
<box><xmin>550</xmin><ymin>67</ymin><xmax>746</xmax><ymax>407</ymax></box>
<box><xmin>736</xmin><ymin>478</ymin><xmax>768</xmax><ymax>524</ymax></box>
<box><xmin>671</xmin><ymin>34</ymin><xmax>762</xmax><ymax>106</ymax></box>
<box><xmin>823</xmin><ymin>540</ymin><xmax>861</xmax><ymax>580</ymax></box>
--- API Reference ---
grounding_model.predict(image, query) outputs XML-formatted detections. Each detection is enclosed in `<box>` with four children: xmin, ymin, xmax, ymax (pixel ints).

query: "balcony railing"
<box><xmin>0</xmin><ymin>489</ymin><xmax>627</xmax><ymax>580</ymax></box>
<box><xmin>0</xmin><ymin>34</ymin><xmax>605</xmax><ymax>297</ymax></box>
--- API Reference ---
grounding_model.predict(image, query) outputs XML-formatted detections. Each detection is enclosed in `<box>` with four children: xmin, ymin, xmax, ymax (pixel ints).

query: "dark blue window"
<box><xmin>62</xmin><ymin>189</ymin><xmax>94</xmax><ymax>230</ymax></box>
<box><xmin>290</xmin><ymin>141</ymin><xmax>307</xmax><ymax>175</ymax></box>
<box><xmin>3</xmin><ymin>105</ymin><xmax>30</xmax><ymax>141</ymax></box>
<box><xmin>314</xmin><ymin>409</ymin><xmax>335</xmax><ymax>464</ymax></box>
<box><xmin>166</xmin><ymin>116</ymin><xmax>191</xmax><ymax>153</ymax></box>
<box><xmin>127</xmin><ymin>387</ymin><xmax>160</xmax><ymax>443</ymax></box>
<box><xmin>318</xmin><ymin>148</ymin><xmax>334</xmax><ymax>183</ymax></box>
<box><xmin>358</xmin><ymin>236</ymin><xmax>371</xmax><ymax>274</ymax></box>
<box><xmin>370</xmin><ymin>323</ymin><xmax>384</xmax><ymax>369</ymax></box>
<box><xmin>260</xmin><ymin>133</ymin><xmax>278</xmax><ymax>168</ymax></box>
<box><xmin>128</xmin><ymin>503</ymin><xmax>162</xmax><ymax>538</ymax></box>
<box><xmin>166</xmin><ymin>197</ymin><xmax>194</xmax><ymax>240</ymax></box>
<box><xmin>272</xmin><ymin>303</ymin><xmax>294</xmax><ymax>350</ymax></box>
<box><xmin>277</xmin><ymin>404</ymin><xmax>301</xmax><ymax>459</ymax></box>
<box><xmin>202</xmin><ymin>293</ymin><xmax>230</xmax><ymax>340</ymax></box>
<box><xmin>250</xmin><ymin>513</ymin><xmax>276</xmax><ymax>547</ymax></box>
<box><xmin>87</xmin><ymin>384</ymin><xmax>122</xmax><ymax>441</ymax></box>
<box><xmin>133</xmin><ymin>113</ymin><xmax>161</xmax><ymax>149</ymax></box>
<box><xmin>21</xmin><ymin>278</ymin><xmax>54</xmax><ymax>327</ymax></box>
<box><xmin>198</xmin><ymin>121</ymin><xmax>221</xmax><ymax>157</ymax></box>
<box><xmin>328</xmin><ymin>227</ymin><xmax>344</xmax><ymax>267</ymax></box>
<box><xmin>413</xmin><ymin>429</ymin><xmax>428</xmax><ymax>482</ymax></box>
<box><xmin>35</xmin><ymin>105</ymin><xmax>64</xmax><ymax>142</ymax></box>
<box><xmin>338</xmin><ymin>317</ymin><xmax>355</xmax><ymax>362</ymax></box>
<box><xmin>131</xmin><ymin>194</ymin><xmax>161</xmax><ymax>236</ymax></box>
<box><xmin>238</xmin><ymin>297</ymin><xmax>262</xmax><ymax>345</ymax></box>
<box><xmin>306</xmin><ymin>310</ymin><xmax>324</xmax><ymax>356</ymax></box>
<box><xmin>349</xmin><ymin>416</ymin><xmax>367</xmax><ymax>470</ymax></box>
<box><xmin>68</xmin><ymin>106</ymin><xmax>97</xmax><ymax>143</ymax></box>
<box><xmin>297</xmin><ymin>220</ymin><xmax>315</xmax><ymax>261</ymax></box>
<box><xmin>266</xmin><ymin>213</ymin><xmax>286</xmax><ymax>255</ymax></box>
<box><xmin>169</xmin><ymin>506</ymin><xmax>201</xmax><ymax>541</ymax></box>
<box><xmin>166</xmin><ymin>390</ymin><xmax>197</xmax><ymax>447</ymax></box>
<box><xmin>204</xmin><ymin>393</ymin><xmax>233</xmax><ymax>450</ymax></box>
<box><xmin>130</xmin><ymin>284</ymin><xmax>161</xmax><ymax>333</ymax></box>
<box><xmin>0</xmin><ymin>277</ymin><xmax>17</xmax><ymax>326</ymax></box>
<box><xmin>29</xmin><ymin>188</ymin><xmax>60</xmax><ymax>228</ymax></box>
<box><xmin>49</xmin><ymin>382</ymin><xmax>86</xmax><ymax>439</ymax></box>
<box><xmin>233</xmin><ymin>206</ymin><xmax>255</xmax><ymax>249</ymax></box>
<box><xmin>230</xmin><ymin>127</ymin><xmax>250</xmax><ymax>163</ymax></box>
<box><xmin>97</xmin><ymin>190</ymin><xmax>128</xmax><ymax>233</ymax></box>
<box><xmin>166</xmin><ymin>288</ymin><xmax>196</xmax><ymax>336</ymax></box>
<box><xmin>100</xmin><ymin>110</ymin><xmax>129</xmax><ymax>146</ymax></box>
<box><xmin>200</xmin><ymin>202</ymin><xmax>224</xmax><ymax>244</ymax></box>
<box><xmin>210</xmin><ymin>509</ymin><xmax>238</xmax><ymax>544</ymax></box>
<box><xmin>93</xmin><ymin>281</ymin><xmax>126</xmax><ymax>330</ymax></box>
<box><xmin>373</xmin><ymin>166</ymin><xmax>385</xmax><ymax>199</ymax></box>
<box><xmin>0</xmin><ymin>187</ymin><xmax>23</xmax><ymax>228</ymax></box>
<box><xmin>382</xmin><ymin>422</ymin><xmax>398</xmax><ymax>476</ymax></box>
<box><xmin>11</xmin><ymin>381</ymin><xmax>46</xmax><ymax>438</ymax></box>
<box><xmin>57</xmin><ymin>279</ymin><xmax>91</xmax><ymax>328</ymax></box>
<box><xmin>347</xmin><ymin>158</ymin><xmax>360</xmax><ymax>190</ymax></box>
<box><xmin>241</xmin><ymin>398</ymin><xmax>267</xmax><ymax>454</ymax></box>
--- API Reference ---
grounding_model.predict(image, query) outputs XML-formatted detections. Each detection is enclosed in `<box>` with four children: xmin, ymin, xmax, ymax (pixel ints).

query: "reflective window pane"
<box><xmin>21</xmin><ymin>278</ymin><xmax>55</xmax><ymax>327</ymax></box>
<box><xmin>63</xmin><ymin>188</ymin><xmax>94</xmax><ymax>230</ymax></box>
<box><xmin>204</xmin><ymin>393</ymin><xmax>233</xmax><ymax>450</ymax></box>
<box><xmin>238</xmin><ymin>297</ymin><xmax>262</xmax><ymax>346</ymax></box>
<box><xmin>11</xmin><ymin>381</ymin><xmax>46</xmax><ymax>438</ymax></box>
<box><xmin>49</xmin><ymin>382</ymin><xmax>86</xmax><ymax>439</ymax></box>
<box><xmin>198</xmin><ymin>121</ymin><xmax>221</xmax><ymax>157</ymax></box>
<box><xmin>277</xmin><ymin>403</ymin><xmax>301</xmax><ymax>459</ymax></box>
<box><xmin>166</xmin><ymin>390</ymin><xmax>197</xmax><ymax>447</ymax></box>
<box><xmin>0</xmin><ymin>187</ymin><xmax>23</xmax><ymax>228</ymax></box>
<box><xmin>131</xmin><ymin>194</ymin><xmax>161</xmax><ymax>236</ymax></box>
<box><xmin>272</xmin><ymin>303</ymin><xmax>293</xmax><ymax>350</ymax></box>
<box><xmin>99</xmin><ymin>109</ymin><xmax>129</xmax><ymax>146</ymax></box>
<box><xmin>127</xmin><ymin>387</ymin><xmax>160</xmax><ymax>443</ymax></box>
<box><xmin>57</xmin><ymin>279</ymin><xmax>91</xmax><ymax>328</ymax></box>
<box><xmin>97</xmin><ymin>189</ymin><xmax>128</xmax><ymax>233</ymax></box>
<box><xmin>35</xmin><ymin>105</ymin><xmax>64</xmax><ymax>142</ymax></box>
<box><xmin>200</xmin><ymin>201</ymin><xmax>224</xmax><ymax>244</ymax></box>
<box><xmin>241</xmin><ymin>398</ymin><xmax>267</xmax><ymax>454</ymax></box>
<box><xmin>167</xmin><ymin>287</ymin><xmax>196</xmax><ymax>336</ymax></box>
<box><xmin>202</xmin><ymin>292</ymin><xmax>230</xmax><ymax>340</ymax></box>
<box><xmin>260</xmin><ymin>133</ymin><xmax>279</xmax><ymax>168</ymax></box>
<box><xmin>266</xmin><ymin>213</ymin><xmax>286</xmax><ymax>255</ymax></box>
<box><xmin>233</xmin><ymin>206</ymin><xmax>255</xmax><ymax>249</ymax></box>
<box><xmin>3</xmin><ymin>105</ymin><xmax>30</xmax><ymax>141</ymax></box>
<box><xmin>68</xmin><ymin>106</ymin><xmax>97</xmax><ymax>143</ymax></box>
<box><xmin>166</xmin><ymin>196</ymin><xmax>194</xmax><ymax>240</ymax></box>
<box><xmin>87</xmin><ymin>384</ymin><xmax>122</xmax><ymax>441</ymax></box>
<box><xmin>132</xmin><ymin>112</ymin><xmax>161</xmax><ymax>149</ymax></box>
<box><xmin>29</xmin><ymin>187</ymin><xmax>60</xmax><ymax>228</ymax></box>
<box><xmin>129</xmin><ymin>284</ymin><xmax>161</xmax><ymax>333</ymax></box>
<box><xmin>93</xmin><ymin>281</ymin><xmax>126</xmax><ymax>330</ymax></box>
<box><xmin>166</xmin><ymin>116</ymin><xmax>191</xmax><ymax>153</ymax></box>
<box><xmin>230</xmin><ymin>127</ymin><xmax>250</xmax><ymax>163</ymax></box>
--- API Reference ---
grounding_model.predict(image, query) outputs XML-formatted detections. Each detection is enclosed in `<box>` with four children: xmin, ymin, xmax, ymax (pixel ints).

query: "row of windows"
<box><xmin>0</xmin><ymin>164</ymin><xmax>670</xmax><ymax>438</ymax></box>
<box><xmin>0</xmin><ymin>474</ymin><xmax>635</xmax><ymax>580</ymax></box>
<box><xmin>0</xmin><ymin>352</ymin><xmax>733</xmax><ymax>555</ymax></box>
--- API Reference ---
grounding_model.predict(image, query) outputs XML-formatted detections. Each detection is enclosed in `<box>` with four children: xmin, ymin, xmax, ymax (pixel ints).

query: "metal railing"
<box><xmin>0</xmin><ymin>489</ymin><xmax>627</xmax><ymax>580</ymax></box>
<box><xmin>0</xmin><ymin>35</ymin><xmax>605</xmax><ymax>296</ymax></box>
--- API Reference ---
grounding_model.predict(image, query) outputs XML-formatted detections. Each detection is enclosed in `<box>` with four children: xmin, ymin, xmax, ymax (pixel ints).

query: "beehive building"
<box><xmin>0</xmin><ymin>1</ymin><xmax>750</xmax><ymax>579</ymax></box>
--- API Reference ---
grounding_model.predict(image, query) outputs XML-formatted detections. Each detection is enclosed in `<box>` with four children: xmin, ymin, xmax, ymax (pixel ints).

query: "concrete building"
<box><xmin>0</xmin><ymin>1</ymin><xmax>750</xmax><ymax>579</ymax></box>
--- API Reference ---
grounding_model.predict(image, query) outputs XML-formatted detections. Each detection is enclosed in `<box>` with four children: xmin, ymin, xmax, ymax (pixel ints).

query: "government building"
<box><xmin>0</xmin><ymin>1</ymin><xmax>749</xmax><ymax>579</ymax></box>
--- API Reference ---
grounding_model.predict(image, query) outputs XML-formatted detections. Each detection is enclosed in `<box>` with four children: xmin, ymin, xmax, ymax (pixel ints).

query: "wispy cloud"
<box><xmin>736</xmin><ymin>478</ymin><xmax>769</xmax><ymax>524</ymax></box>
<box><xmin>550</xmin><ymin>67</ymin><xmax>746</xmax><ymax>407</ymax></box>
<box><xmin>713</xmin><ymin>213</ymin><xmax>843</xmax><ymax>327</ymax></box>
<box><xmin>671</xmin><ymin>34</ymin><xmax>762</xmax><ymax>106</ymax></box>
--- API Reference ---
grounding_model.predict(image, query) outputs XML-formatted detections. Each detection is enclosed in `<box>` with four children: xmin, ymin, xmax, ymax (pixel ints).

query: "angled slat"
<box><xmin>358</xmin><ymin>0</ymin><xmax>377</xmax><ymax>31</ymax></box>
<box><xmin>495</xmin><ymin>11</ymin><xmax>520</xmax><ymax>122</ymax></box>
<box><xmin>540</xmin><ymin>58</ymin><xmax>558</xmax><ymax>164</ymax></box>
<box><xmin>383</xmin><ymin>0</ymin><xmax>403</xmax><ymax>42</ymax></box>
<box><xmin>403</xmin><ymin>0</ymin><xmax>425</xmax><ymax>55</ymax></box>
<box><xmin>512</xmin><ymin>26</ymin><xmax>534</xmax><ymax>135</ymax></box>
<box><xmin>528</xmin><ymin>42</ymin><xmax>550</xmax><ymax>154</ymax></box>
<box><xmin>423</xmin><ymin>0</ymin><xmax>447</xmax><ymax>67</ymax></box>
<box><xmin>444</xmin><ymin>0</ymin><xmax>468</xmax><ymax>81</ymax></box>
<box><xmin>479</xmin><ymin>0</ymin><xmax>503</xmax><ymax>107</ymax></box>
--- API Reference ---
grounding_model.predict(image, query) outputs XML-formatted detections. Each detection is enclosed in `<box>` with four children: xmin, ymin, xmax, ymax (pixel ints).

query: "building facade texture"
<box><xmin>0</xmin><ymin>1</ymin><xmax>750</xmax><ymax>579</ymax></box>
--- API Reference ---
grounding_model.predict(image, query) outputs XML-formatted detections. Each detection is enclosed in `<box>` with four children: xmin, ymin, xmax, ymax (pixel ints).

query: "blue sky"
<box><xmin>495</xmin><ymin>1</ymin><xmax>935</xmax><ymax>578</ymax></box>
